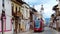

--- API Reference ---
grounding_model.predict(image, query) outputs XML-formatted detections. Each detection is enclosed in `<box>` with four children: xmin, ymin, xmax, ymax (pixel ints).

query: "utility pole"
<box><xmin>1</xmin><ymin>0</ymin><xmax>5</xmax><ymax>34</ymax></box>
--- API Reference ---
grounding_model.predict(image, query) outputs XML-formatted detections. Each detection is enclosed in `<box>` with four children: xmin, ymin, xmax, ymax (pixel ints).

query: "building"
<box><xmin>0</xmin><ymin>0</ymin><xmax>12</xmax><ymax>34</ymax></box>
<box><xmin>11</xmin><ymin>0</ymin><xmax>24</xmax><ymax>33</ymax></box>
<box><xmin>57</xmin><ymin>0</ymin><xmax>60</xmax><ymax>11</ymax></box>
<box><xmin>0</xmin><ymin>0</ymin><xmax>24</xmax><ymax>34</ymax></box>
<box><xmin>50</xmin><ymin>3</ymin><xmax>60</xmax><ymax>31</ymax></box>
<box><xmin>20</xmin><ymin>2</ymin><xmax>30</xmax><ymax>31</ymax></box>
<box><xmin>30</xmin><ymin>7</ymin><xmax>37</xmax><ymax>30</ymax></box>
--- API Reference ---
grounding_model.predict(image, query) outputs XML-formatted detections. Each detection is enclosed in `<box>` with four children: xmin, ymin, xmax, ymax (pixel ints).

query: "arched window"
<box><xmin>16</xmin><ymin>6</ymin><xmax>17</xmax><ymax>15</ymax></box>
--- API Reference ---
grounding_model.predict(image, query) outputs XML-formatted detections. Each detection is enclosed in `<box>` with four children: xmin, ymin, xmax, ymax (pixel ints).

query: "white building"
<box><xmin>21</xmin><ymin>4</ymin><xmax>30</xmax><ymax>19</ymax></box>
<box><xmin>20</xmin><ymin>3</ymin><xmax>30</xmax><ymax>31</ymax></box>
<box><xmin>57</xmin><ymin>0</ymin><xmax>60</xmax><ymax>11</ymax></box>
<box><xmin>0</xmin><ymin>0</ymin><xmax>12</xmax><ymax>34</ymax></box>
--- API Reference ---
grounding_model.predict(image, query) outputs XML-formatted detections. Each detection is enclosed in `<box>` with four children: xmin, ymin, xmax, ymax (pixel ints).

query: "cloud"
<box><xmin>34</xmin><ymin>1</ymin><xmax>58</xmax><ymax>18</ymax></box>
<box><xmin>24</xmin><ymin>0</ymin><xmax>58</xmax><ymax>18</ymax></box>
<box><xmin>24</xmin><ymin>0</ymin><xmax>49</xmax><ymax>5</ymax></box>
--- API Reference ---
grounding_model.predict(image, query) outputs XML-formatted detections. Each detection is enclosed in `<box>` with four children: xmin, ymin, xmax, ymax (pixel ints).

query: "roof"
<box><xmin>30</xmin><ymin>7</ymin><xmax>37</xmax><ymax>12</ymax></box>
<box><xmin>52</xmin><ymin>4</ymin><xmax>59</xmax><ymax>11</ymax></box>
<box><xmin>17</xmin><ymin>0</ymin><xmax>30</xmax><ymax>6</ymax></box>
<box><xmin>17</xmin><ymin>0</ymin><xmax>24</xmax><ymax>4</ymax></box>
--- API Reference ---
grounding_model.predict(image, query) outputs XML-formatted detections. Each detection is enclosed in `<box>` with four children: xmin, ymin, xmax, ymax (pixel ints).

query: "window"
<box><xmin>19</xmin><ymin>7</ymin><xmax>20</xmax><ymax>12</ymax></box>
<box><xmin>12</xmin><ymin>3</ymin><xmax>14</xmax><ymax>16</ymax></box>
<box><xmin>16</xmin><ymin>6</ymin><xmax>17</xmax><ymax>14</ymax></box>
<box><xmin>2</xmin><ymin>0</ymin><xmax>4</xmax><ymax>7</ymax></box>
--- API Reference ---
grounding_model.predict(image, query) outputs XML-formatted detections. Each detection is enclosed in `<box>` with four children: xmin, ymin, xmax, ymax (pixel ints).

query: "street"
<box><xmin>18</xmin><ymin>27</ymin><xmax>60</xmax><ymax>34</ymax></box>
<box><xmin>0</xmin><ymin>0</ymin><xmax>60</xmax><ymax>34</ymax></box>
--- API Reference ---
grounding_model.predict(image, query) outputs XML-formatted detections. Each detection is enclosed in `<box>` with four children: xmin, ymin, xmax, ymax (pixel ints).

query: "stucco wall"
<box><xmin>0</xmin><ymin>0</ymin><xmax>13</xmax><ymax>34</ymax></box>
<box><xmin>0</xmin><ymin>0</ymin><xmax>2</xmax><ymax>32</ymax></box>
<box><xmin>21</xmin><ymin>4</ymin><xmax>30</xmax><ymax>19</ymax></box>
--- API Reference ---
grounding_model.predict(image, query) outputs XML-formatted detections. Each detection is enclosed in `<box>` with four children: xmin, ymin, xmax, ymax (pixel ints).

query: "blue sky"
<box><xmin>24</xmin><ymin>0</ymin><xmax>58</xmax><ymax>18</ymax></box>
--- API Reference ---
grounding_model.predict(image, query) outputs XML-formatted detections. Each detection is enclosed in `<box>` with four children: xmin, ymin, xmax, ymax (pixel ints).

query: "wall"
<box><xmin>0</xmin><ymin>0</ymin><xmax>13</xmax><ymax>34</ymax></box>
<box><xmin>20</xmin><ymin>4</ymin><xmax>30</xmax><ymax>31</ymax></box>
<box><xmin>21</xmin><ymin>4</ymin><xmax>30</xmax><ymax>19</ymax></box>
<box><xmin>0</xmin><ymin>0</ymin><xmax>2</xmax><ymax>33</ymax></box>
<box><xmin>12</xmin><ymin>2</ymin><xmax>21</xmax><ymax>12</ymax></box>
<box><xmin>4</xmin><ymin>0</ymin><xmax>12</xmax><ymax>34</ymax></box>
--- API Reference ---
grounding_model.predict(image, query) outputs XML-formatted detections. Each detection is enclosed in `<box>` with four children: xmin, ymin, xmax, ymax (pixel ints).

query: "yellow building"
<box><xmin>11</xmin><ymin>0</ymin><xmax>23</xmax><ymax>33</ymax></box>
<box><xmin>11</xmin><ymin>0</ymin><xmax>30</xmax><ymax>32</ymax></box>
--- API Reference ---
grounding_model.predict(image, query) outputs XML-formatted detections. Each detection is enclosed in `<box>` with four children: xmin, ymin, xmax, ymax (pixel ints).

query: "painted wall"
<box><xmin>20</xmin><ymin>4</ymin><xmax>30</xmax><ymax>31</ymax></box>
<box><xmin>0</xmin><ymin>0</ymin><xmax>2</xmax><ymax>32</ymax></box>
<box><xmin>21</xmin><ymin>4</ymin><xmax>30</xmax><ymax>19</ymax></box>
<box><xmin>11</xmin><ymin>2</ymin><xmax>21</xmax><ymax>13</ymax></box>
<box><xmin>0</xmin><ymin>0</ymin><xmax>12</xmax><ymax>34</ymax></box>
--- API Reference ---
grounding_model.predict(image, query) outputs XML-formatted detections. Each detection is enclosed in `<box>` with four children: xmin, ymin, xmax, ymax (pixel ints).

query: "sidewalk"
<box><xmin>17</xmin><ymin>31</ymin><xmax>32</xmax><ymax>34</ymax></box>
<box><xmin>48</xmin><ymin>27</ymin><xmax>60</xmax><ymax>34</ymax></box>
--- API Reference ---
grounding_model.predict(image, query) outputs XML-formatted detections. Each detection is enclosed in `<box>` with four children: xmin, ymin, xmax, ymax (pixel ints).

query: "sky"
<box><xmin>23</xmin><ymin>0</ymin><xmax>58</xmax><ymax>18</ymax></box>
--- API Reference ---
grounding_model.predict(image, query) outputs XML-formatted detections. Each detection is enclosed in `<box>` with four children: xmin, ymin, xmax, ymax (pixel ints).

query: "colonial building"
<box><xmin>0</xmin><ymin>0</ymin><xmax>12</xmax><ymax>34</ymax></box>
<box><xmin>50</xmin><ymin>4</ymin><xmax>60</xmax><ymax>31</ymax></box>
<box><xmin>0</xmin><ymin>0</ymin><xmax>24</xmax><ymax>34</ymax></box>
<box><xmin>11</xmin><ymin>0</ymin><xmax>24</xmax><ymax>33</ymax></box>
<box><xmin>20</xmin><ymin>2</ymin><xmax>30</xmax><ymax>31</ymax></box>
<box><xmin>30</xmin><ymin>7</ymin><xmax>37</xmax><ymax>30</ymax></box>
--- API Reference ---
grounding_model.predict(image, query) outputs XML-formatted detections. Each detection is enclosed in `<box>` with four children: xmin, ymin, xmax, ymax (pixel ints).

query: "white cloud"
<box><xmin>24</xmin><ymin>0</ymin><xmax>38</xmax><ymax>3</ymax></box>
<box><xmin>34</xmin><ymin>1</ymin><xmax>58</xmax><ymax>18</ymax></box>
<box><xmin>24</xmin><ymin>0</ymin><xmax>58</xmax><ymax>18</ymax></box>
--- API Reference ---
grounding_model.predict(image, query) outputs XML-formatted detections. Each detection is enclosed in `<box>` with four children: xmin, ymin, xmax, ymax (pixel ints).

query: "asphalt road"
<box><xmin>19</xmin><ymin>27</ymin><xmax>60</xmax><ymax>34</ymax></box>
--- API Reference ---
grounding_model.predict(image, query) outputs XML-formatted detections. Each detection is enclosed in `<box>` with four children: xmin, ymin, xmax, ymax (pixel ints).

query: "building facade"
<box><xmin>20</xmin><ymin>3</ymin><xmax>30</xmax><ymax>31</ymax></box>
<box><xmin>30</xmin><ymin>7</ymin><xmax>37</xmax><ymax>30</ymax></box>
<box><xmin>0</xmin><ymin>0</ymin><xmax>12</xmax><ymax>34</ymax></box>
<box><xmin>11</xmin><ymin>0</ymin><xmax>23</xmax><ymax>33</ymax></box>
